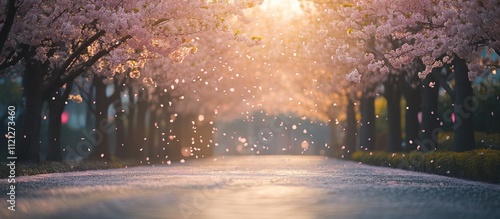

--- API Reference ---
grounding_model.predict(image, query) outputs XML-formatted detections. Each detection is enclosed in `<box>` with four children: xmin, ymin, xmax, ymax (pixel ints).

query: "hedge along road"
<box><xmin>1</xmin><ymin>156</ymin><xmax>499</xmax><ymax>219</ymax></box>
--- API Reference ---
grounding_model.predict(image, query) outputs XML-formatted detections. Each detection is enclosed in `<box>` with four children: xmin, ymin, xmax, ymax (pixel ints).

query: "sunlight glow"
<box><xmin>260</xmin><ymin>0</ymin><xmax>304</xmax><ymax>17</ymax></box>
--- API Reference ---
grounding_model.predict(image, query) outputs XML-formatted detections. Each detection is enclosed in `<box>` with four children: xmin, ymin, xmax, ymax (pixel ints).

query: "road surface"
<box><xmin>1</xmin><ymin>156</ymin><xmax>500</xmax><ymax>219</ymax></box>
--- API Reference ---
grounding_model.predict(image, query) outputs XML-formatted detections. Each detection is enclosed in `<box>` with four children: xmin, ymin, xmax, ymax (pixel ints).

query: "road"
<box><xmin>1</xmin><ymin>156</ymin><xmax>500</xmax><ymax>219</ymax></box>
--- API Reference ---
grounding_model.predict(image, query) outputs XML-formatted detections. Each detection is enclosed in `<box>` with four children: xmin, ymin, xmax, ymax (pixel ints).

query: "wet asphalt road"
<box><xmin>1</xmin><ymin>156</ymin><xmax>500</xmax><ymax>219</ymax></box>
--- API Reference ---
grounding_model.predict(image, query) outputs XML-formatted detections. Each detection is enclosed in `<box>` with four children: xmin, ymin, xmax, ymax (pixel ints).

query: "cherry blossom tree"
<box><xmin>379</xmin><ymin>0</ymin><xmax>499</xmax><ymax>152</ymax></box>
<box><xmin>326</xmin><ymin>0</ymin><xmax>500</xmax><ymax>152</ymax></box>
<box><xmin>291</xmin><ymin>2</ymin><xmax>358</xmax><ymax>157</ymax></box>
<box><xmin>141</xmin><ymin>32</ymin><xmax>268</xmax><ymax>161</ymax></box>
<box><xmin>321</xmin><ymin>2</ymin><xmax>391</xmax><ymax>152</ymax></box>
<box><xmin>141</xmin><ymin>0</ymin><xmax>346</xmax><ymax>159</ymax></box>
<box><xmin>0</xmin><ymin>0</ymin><xmax>263</xmax><ymax>162</ymax></box>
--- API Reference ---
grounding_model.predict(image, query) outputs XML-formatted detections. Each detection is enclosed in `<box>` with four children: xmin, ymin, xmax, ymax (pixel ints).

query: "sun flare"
<box><xmin>260</xmin><ymin>0</ymin><xmax>304</xmax><ymax>17</ymax></box>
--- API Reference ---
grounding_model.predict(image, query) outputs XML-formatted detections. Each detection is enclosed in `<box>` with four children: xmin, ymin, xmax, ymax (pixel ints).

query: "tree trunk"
<box><xmin>343</xmin><ymin>98</ymin><xmax>357</xmax><ymax>158</ymax></box>
<box><xmin>401</xmin><ymin>78</ymin><xmax>421</xmax><ymax>152</ymax></box>
<box><xmin>88</xmin><ymin>76</ymin><xmax>111</xmax><ymax>160</ymax></box>
<box><xmin>114</xmin><ymin>82</ymin><xmax>128</xmax><ymax>160</ymax></box>
<box><xmin>162</xmin><ymin>111</ymin><xmax>174</xmax><ymax>162</ymax></box>
<box><xmin>155</xmin><ymin>91</ymin><xmax>172</xmax><ymax>163</ymax></box>
<box><xmin>125</xmin><ymin>84</ymin><xmax>137</xmax><ymax>159</ymax></box>
<box><xmin>21</xmin><ymin>57</ymin><xmax>45</xmax><ymax>162</ymax></box>
<box><xmin>452</xmin><ymin>56</ymin><xmax>475</xmax><ymax>151</ymax></box>
<box><xmin>420</xmin><ymin>70</ymin><xmax>440</xmax><ymax>152</ymax></box>
<box><xmin>384</xmin><ymin>79</ymin><xmax>402</xmax><ymax>152</ymax></box>
<box><xmin>46</xmin><ymin>82</ymin><xmax>73</xmax><ymax>161</ymax></box>
<box><xmin>327</xmin><ymin>117</ymin><xmax>338</xmax><ymax>157</ymax></box>
<box><xmin>359</xmin><ymin>93</ymin><xmax>375</xmax><ymax>151</ymax></box>
<box><xmin>46</xmin><ymin>91</ymin><xmax>63</xmax><ymax>161</ymax></box>
<box><xmin>135</xmin><ymin>89</ymin><xmax>148</xmax><ymax>161</ymax></box>
<box><xmin>147</xmin><ymin>106</ymin><xmax>159</xmax><ymax>163</ymax></box>
<box><xmin>195</xmin><ymin>116</ymin><xmax>215</xmax><ymax>159</ymax></box>
<box><xmin>169</xmin><ymin>114</ymin><xmax>184</xmax><ymax>162</ymax></box>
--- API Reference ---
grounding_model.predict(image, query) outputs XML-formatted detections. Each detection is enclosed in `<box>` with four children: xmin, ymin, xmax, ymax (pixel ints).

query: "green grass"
<box><xmin>351</xmin><ymin>149</ymin><xmax>500</xmax><ymax>184</ymax></box>
<box><xmin>0</xmin><ymin>160</ymin><xmax>141</xmax><ymax>179</ymax></box>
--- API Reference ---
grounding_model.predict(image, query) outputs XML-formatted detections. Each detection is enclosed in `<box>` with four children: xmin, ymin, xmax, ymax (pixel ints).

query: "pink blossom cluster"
<box><xmin>325</xmin><ymin>0</ymin><xmax>499</xmax><ymax>82</ymax></box>
<box><xmin>0</xmin><ymin>0</ymin><xmax>263</xmax><ymax>76</ymax></box>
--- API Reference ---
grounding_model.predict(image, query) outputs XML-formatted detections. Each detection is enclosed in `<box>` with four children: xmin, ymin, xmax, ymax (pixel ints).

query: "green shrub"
<box><xmin>352</xmin><ymin>149</ymin><xmax>500</xmax><ymax>184</ymax></box>
<box><xmin>438</xmin><ymin>132</ymin><xmax>500</xmax><ymax>150</ymax></box>
<box><xmin>0</xmin><ymin>160</ymin><xmax>140</xmax><ymax>179</ymax></box>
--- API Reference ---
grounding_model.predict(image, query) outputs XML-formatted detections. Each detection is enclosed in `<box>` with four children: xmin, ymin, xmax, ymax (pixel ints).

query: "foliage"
<box><xmin>438</xmin><ymin>132</ymin><xmax>500</xmax><ymax>150</ymax></box>
<box><xmin>351</xmin><ymin>149</ymin><xmax>500</xmax><ymax>183</ymax></box>
<box><xmin>142</xmin><ymin>1</ymin><xmax>334</xmax><ymax>121</ymax></box>
<box><xmin>0</xmin><ymin>160</ymin><xmax>140</xmax><ymax>178</ymax></box>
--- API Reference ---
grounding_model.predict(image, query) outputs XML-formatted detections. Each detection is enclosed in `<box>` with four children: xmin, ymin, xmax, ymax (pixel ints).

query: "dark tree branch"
<box><xmin>51</xmin><ymin>34</ymin><xmax>132</xmax><ymax>90</ymax></box>
<box><xmin>51</xmin><ymin>8</ymin><xmax>69</xmax><ymax>24</ymax></box>
<box><xmin>0</xmin><ymin>0</ymin><xmax>17</xmax><ymax>54</ymax></box>
<box><xmin>0</xmin><ymin>51</ymin><xmax>22</xmax><ymax>71</ymax></box>
<box><xmin>75</xmin><ymin>78</ymin><xmax>96</xmax><ymax>114</ymax></box>
<box><xmin>431</xmin><ymin>68</ymin><xmax>455</xmax><ymax>99</ymax></box>
<box><xmin>108</xmin><ymin>75</ymin><xmax>125</xmax><ymax>102</ymax></box>
<box><xmin>46</xmin><ymin>30</ymin><xmax>106</xmax><ymax>87</ymax></box>
<box><xmin>59</xmin><ymin>81</ymin><xmax>74</xmax><ymax>109</ymax></box>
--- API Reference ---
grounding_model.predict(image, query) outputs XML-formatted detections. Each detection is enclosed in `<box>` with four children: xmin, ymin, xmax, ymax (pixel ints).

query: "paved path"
<box><xmin>1</xmin><ymin>156</ymin><xmax>500</xmax><ymax>219</ymax></box>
